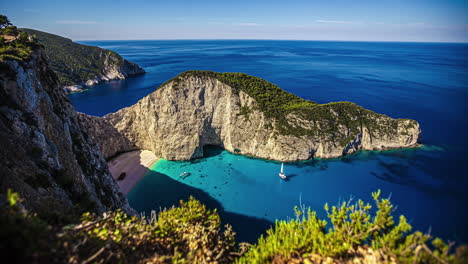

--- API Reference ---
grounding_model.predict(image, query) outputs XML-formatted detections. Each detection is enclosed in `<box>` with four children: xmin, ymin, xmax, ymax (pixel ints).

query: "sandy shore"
<box><xmin>108</xmin><ymin>150</ymin><xmax>159</xmax><ymax>195</ymax></box>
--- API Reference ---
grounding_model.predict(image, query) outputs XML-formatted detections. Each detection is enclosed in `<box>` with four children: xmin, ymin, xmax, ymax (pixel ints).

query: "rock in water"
<box><xmin>105</xmin><ymin>71</ymin><xmax>421</xmax><ymax>162</ymax></box>
<box><xmin>0</xmin><ymin>46</ymin><xmax>133</xmax><ymax>217</ymax></box>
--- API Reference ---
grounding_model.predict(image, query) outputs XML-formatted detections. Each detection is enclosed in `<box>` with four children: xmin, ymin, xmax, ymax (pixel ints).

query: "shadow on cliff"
<box><xmin>203</xmin><ymin>145</ymin><xmax>224</xmax><ymax>158</ymax></box>
<box><xmin>127</xmin><ymin>170</ymin><xmax>273</xmax><ymax>244</ymax></box>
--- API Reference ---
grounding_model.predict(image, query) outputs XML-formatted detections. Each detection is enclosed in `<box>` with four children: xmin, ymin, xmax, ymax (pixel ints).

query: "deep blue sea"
<box><xmin>71</xmin><ymin>40</ymin><xmax>468</xmax><ymax>243</ymax></box>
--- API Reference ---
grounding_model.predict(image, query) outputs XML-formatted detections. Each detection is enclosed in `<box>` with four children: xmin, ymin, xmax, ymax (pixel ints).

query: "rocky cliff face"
<box><xmin>19</xmin><ymin>28</ymin><xmax>145</xmax><ymax>93</ymax></box>
<box><xmin>66</xmin><ymin>52</ymin><xmax>145</xmax><ymax>92</ymax></box>
<box><xmin>81</xmin><ymin>55</ymin><xmax>145</xmax><ymax>88</ymax></box>
<box><xmin>105</xmin><ymin>72</ymin><xmax>421</xmax><ymax>162</ymax></box>
<box><xmin>0</xmin><ymin>47</ymin><xmax>134</xmax><ymax>218</ymax></box>
<box><xmin>78</xmin><ymin>113</ymin><xmax>137</xmax><ymax>159</ymax></box>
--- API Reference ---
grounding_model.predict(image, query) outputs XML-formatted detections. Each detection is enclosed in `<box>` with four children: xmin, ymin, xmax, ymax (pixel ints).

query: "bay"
<box><xmin>70</xmin><ymin>40</ymin><xmax>468</xmax><ymax>243</ymax></box>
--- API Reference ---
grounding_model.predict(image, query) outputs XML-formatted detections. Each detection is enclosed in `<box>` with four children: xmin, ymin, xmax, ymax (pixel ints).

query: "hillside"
<box><xmin>104</xmin><ymin>71</ymin><xmax>421</xmax><ymax>161</ymax></box>
<box><xmin>20</xmin><ymin>28</ymin><xmax>145</xmax><ymax>92</ymax></box>
<box><xmin>0</xmin><ymin>33</ymin><xmax>133</xmax><ymax>220</ymax></box>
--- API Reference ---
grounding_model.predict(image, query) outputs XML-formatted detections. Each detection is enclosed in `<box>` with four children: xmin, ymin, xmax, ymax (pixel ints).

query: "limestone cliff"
<box><xmin>20</xmin><ymin>28</ymin><xmax>145</xmax><ymax>93</ymax></box>
<box><xmin>0</xmin><ymin>46</ymin><xmax>134</xmax><ymax>217</ymax></box>
<box><xmin>80</xmin><ymin>55</ymin><xmax>145</xmax><ymax>88</ymax></box>
<box><xmin>105</xmin><ymin>71</ymin><xmax>421</xmax><ymax>162</ymax></box>
<box><xmin>78</xmin><ymin>113</ymin><xmax>137</xmax><ymax>159</ymax></box>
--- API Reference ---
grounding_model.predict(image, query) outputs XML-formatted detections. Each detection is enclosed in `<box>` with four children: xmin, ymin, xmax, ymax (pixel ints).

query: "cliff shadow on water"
<box><xmin>127</xmin><ymin>168</ymin><xmax>273</xmax><ymax>243</ymax></box>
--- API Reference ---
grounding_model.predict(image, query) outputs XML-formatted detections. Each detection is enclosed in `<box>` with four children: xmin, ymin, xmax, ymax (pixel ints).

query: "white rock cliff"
<box><xmin>104</xmin><ymin>72</ymin><xmax>421</xmax><ymax>162</ymax></box>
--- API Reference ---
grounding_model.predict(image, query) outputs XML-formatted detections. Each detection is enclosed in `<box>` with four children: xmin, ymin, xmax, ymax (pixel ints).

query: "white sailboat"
<box><xmin>279</xmin><ymin>162</ymin><xmax>287</xmax><ymax>180</ymax></box>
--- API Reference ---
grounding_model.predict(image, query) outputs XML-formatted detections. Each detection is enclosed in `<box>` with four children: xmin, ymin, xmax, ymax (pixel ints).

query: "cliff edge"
<box><xmin>0</xmin><ymin>44</ymin><xmax>133</xmax><ymax>217</ymax></box>
<box><xmin>105</xmin><ymin>71</ymin><xmax>421</xmax><ymax>162</ymax></box>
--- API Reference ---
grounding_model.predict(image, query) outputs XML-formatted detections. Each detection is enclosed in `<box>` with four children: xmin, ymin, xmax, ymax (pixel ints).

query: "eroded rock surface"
<box><xmin>78</xmin><ymin>113</ymin><xmax>137</xmax><ymax>159</ymax></box>
<box><xmin>0</xmin><ymin>47</ymin><xmax>133</xmax><ymax>217</ymax></box>
<box><xmin>105</xmin><ymin>72</ymin><xmax>421</xmax><ymax>162</ymax></box>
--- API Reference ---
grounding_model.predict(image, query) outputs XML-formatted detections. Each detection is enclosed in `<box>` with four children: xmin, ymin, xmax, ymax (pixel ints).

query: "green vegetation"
<box><xmin>237</xmin><ymin>190</ymin><xmax>464</xmax><ymax>264</ymax></box>
<box><xmin>0</xmin><ymin>15</ymin><xmax>39</xmax><ymax>62</ymax></box>
<box><xmin>163</xmin><ymin>71</ymin><xmax>417</xmax><ymax>140</ymax></box>
<box><xmin>0</xmin><ymin>193</ymin><xmax>236</xmax><ymax>263</ymax></box>
<box><xmin>20</xmin><ymin>28</ymin><xmax>126</xmax><ymax>86</ymax></box>
<box><xmin>1</xmin><ymin>15</ymin><xmax>143</xmax><ymax>87</ymax></box>
<box><xmin>0</xmin><ymin>15</ymin><xmax>12</xmax><ymax>29</ymax></box>
<box><xmin>237</xmin><ymin>105</ymin><xmax>253</xmax><ymax>120</ymax></box>
<box><xmin>1</xmin><ymin>190</ymin><xmax>465</xmax><ymax>263</ymax></box>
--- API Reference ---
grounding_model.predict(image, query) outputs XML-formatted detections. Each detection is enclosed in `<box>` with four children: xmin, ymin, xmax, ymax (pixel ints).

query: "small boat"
<box><xmin>278</xmin><ymin>163</ymin><xmax>287</xmax><ymax>180</ymax></box>
<box><xmin>180</xmin><ymin>172</ymin><xmax>190</xmax><ymax>178</ymax></box>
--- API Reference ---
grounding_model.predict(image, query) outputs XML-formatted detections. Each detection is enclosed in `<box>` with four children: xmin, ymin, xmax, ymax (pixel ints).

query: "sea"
<box><xmin>70</xmin><ymin>40</ymin><xmax>468</xmax><ymax>243</ymax></box>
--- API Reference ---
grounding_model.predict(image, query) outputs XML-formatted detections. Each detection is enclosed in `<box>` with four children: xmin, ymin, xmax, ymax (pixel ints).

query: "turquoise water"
<box><xmin>70</xmin><ymin>40</ymin><xmax>468</xmax><ymax>244</ymax></box>
<box><xmin>128</xmin><ymin>145</ymin><xmax>464</xmax><ymax>243</ymax></box>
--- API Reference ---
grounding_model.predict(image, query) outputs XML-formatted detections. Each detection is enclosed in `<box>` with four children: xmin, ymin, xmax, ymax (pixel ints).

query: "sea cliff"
<box><xmin>0</xmin><ymin>45</ymin><xmax>133</xmax><ymax>217</ymax></box>
<box><xmin>78</xmin><ymin>113</ymin><xmax>137</xmax><ymax>159</ymax></box>
<box><xmin>104</xmin><ymin>71</ymin><xmax>421</xmax><ymax>162</ymax></box>
<box><xmin>20</xmin><ymin>28</ymin><xmax>145</xmax><ymax>93</ymax></box>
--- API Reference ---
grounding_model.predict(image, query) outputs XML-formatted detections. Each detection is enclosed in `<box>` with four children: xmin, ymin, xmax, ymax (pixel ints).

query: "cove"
<box><xmin>70</xmin><ymin>40</ymin><xmax>468</xmax><ymax>244</ymax></box>
<box><xmin>128</xmin><ymin>145</ymin><xmax>467</xmax><ymax>243</ymax></box>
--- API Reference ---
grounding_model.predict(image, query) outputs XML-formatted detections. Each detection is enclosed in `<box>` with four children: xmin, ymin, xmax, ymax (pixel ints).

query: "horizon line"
<box><xmin>74</xmin><ymin>38</ymin><xmax>468</xmax><ymax>44</ymax></box>
<box><xmin>19</xmin><ymin>27</ymin><xmax>466</xmax><ymax>44</ymax></box>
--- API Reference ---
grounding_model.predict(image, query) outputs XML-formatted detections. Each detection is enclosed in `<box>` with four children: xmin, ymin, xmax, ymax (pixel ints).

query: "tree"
<box><xmin>0</xmin><ymin>15</ymin><xmax>12</xmax><ymax>29</ymax></box>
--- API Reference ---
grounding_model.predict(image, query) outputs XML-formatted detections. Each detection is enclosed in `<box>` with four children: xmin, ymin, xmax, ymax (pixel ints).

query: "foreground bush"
<box><xmin>0</xmin><ymin>193</ymin><xmax>236</xmax><ymax>264</ymax></box>
<box><xmin>237</xmin><ymin>190</ymin><xmax>465</xmax><ymax>264</ymax></box>
<box><xmin>0</xmin><ymin>190</ymin><xmax>465</xmax><ymax>263</ymax></box>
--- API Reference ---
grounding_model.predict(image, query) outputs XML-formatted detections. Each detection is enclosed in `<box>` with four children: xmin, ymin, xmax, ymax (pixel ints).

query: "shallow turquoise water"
<box><xmin>128</xmin><ymin>145</ymin><xmax>465</xmax><ymax>243</ymax></box>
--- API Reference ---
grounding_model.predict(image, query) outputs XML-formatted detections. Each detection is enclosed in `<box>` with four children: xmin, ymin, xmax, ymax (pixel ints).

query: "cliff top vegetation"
<box><xmin>0</xmin><ymin>15</ymin><xmax>40</xmax><ymax>62</ymax></box>
<box><xmin>20</xmin><ymin>28</ymin><xmax>126</xmax><ymax>86</ymax></box>
<box><xmin>163</xmin><ymin>71</ymin><xmax>418</xmax><ymax>141</ymax></box>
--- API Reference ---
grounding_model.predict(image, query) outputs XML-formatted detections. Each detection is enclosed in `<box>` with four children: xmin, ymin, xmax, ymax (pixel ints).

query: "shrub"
<box><xmin>2</xmin><ymin>25</ymin><xmax>18</xmax><ymax>36</ymax></box>
<box><xmin>237</xmin><ymin>190</ymin><xmax>459</xmax><ymax>264</ymax></box>
<box><xmin>0</xmin><ymin>193</ymin><xmax>236</xmax><ymax>264</ymax></box>
<box><xmin>1</xmin><ymin>189</ymin><xmax>464</xmax><ymax>263</ymax></box>
<box><xmin>0</xmin><ymin>16</ymin><xmax>39</xmax><ymax>62</ymax></box>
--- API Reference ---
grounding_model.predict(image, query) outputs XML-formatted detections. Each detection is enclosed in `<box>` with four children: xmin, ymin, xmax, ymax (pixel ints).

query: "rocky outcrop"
<box><xmin>20</xmin><ymin>28</ymin><xmax>145</xmax><ymax>93</ymax></box>
<box><xmin>78</xmin><ymin>113</ymin><xmax>137</xmax><ymax>159</ymax></box>
<box><xmin>105</xmin><ymin>71</ymin><xmax>421</xmax><ymax>162</ymax></box>
<box><xmin>81</xmin><ymin>56</ymin><xmax>145</xmax><ymax>87</ymax></box>
<box><xmin>64</xmin><ymin>55</ymin><xmax>146</xmax><ymax>93</ymax></box>
<box><xmin>0</xmin><ymin>47</ymin><xmax>134</xmax><ymax>217</ymax></box>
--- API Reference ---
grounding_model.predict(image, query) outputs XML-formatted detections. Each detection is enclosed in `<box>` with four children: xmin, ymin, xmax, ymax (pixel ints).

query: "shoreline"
<box><xmin>107</xmin><ymin>144</ymin><xmax>423</xmax><ymax>195</ymax></box>
<box><xmin>108</xmin><ymin>150</ymin><xmax>160</xmax><ymax>195</ymax></box>
<box><xmin>229</xmin><ymin>143</ymin><xmax>423</xmax><ymax>163</ymax></box>
<box><xmin>171</xmin><ymin>143</ymin><xmax>423</xmax><ymax>164</ymax></box>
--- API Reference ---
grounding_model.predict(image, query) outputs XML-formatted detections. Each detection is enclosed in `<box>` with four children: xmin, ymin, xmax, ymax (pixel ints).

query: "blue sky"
<box><xmin>3</xmin><ymin>0</ymin><xmax>468</xmax><ymax>42</ymax></box>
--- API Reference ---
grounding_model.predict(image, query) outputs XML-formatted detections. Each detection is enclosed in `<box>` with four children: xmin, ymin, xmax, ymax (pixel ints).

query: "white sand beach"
<box><xmin>108</xmin><ymin>150</ymin><xmax>159</xmax><ymax>195</ymax></box>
